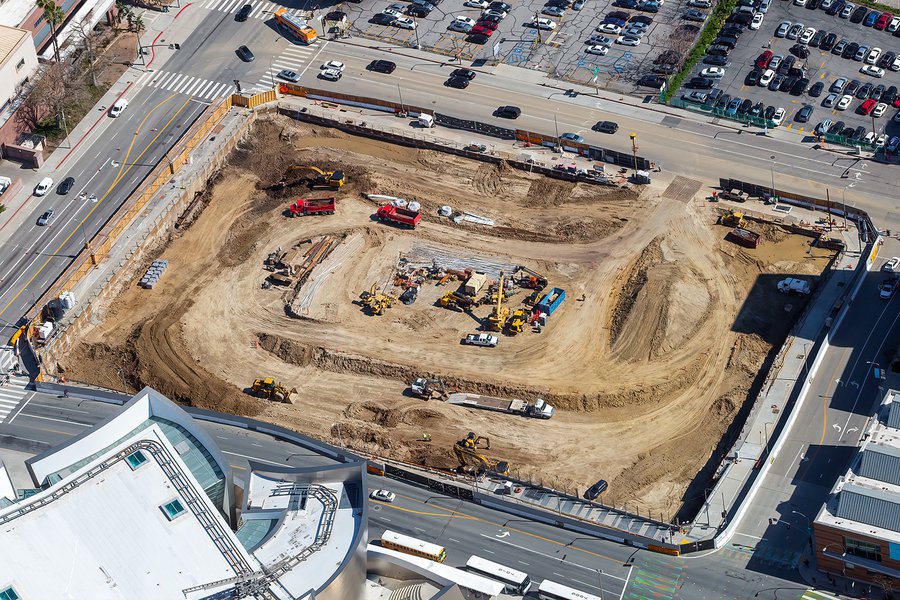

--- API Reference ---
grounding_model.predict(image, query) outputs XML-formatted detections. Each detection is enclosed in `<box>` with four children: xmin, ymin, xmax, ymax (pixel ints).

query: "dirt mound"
<box><xmin>526</xmin><ymin>178</ymin><xmax>576</xmax><ymax>207</ymax></box>
<box><xmin>608</xmin><ymin>237</ymin><xmax>664</xmax><ymax>345</ymax></box>
<box><xmin>472</xmin><ymin>162</ymin><xmax>506</xmax><ymax>196</ymax></box>
<box><xmin>345</xmin><ymin>400</ymin><xmax>444</xmax><ymax>428</ymax></box>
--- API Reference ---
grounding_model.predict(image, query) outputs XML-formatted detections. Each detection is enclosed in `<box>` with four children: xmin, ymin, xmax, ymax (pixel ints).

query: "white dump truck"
<box><xmin>448</xmin><ymin>393</ymin><xmax>555</xmax><ymax>419</ymax></box>
<box><xmin>777</xmin><ymin>278</ymin><xmax>811</xmax><ymax>295</ymax></box>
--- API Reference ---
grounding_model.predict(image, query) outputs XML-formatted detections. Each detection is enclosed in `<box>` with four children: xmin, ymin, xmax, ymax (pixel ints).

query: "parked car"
<box><xmin>638</xmin><ymin>74</ymin><xmax>667</xmax><ymax>88</ymax></box>
<box><xmin>837</xmin><ymin>94</ymin><xmax>853</xmax><ymax>110</ymax></box>
<box><xmin>684</xmin><ymin>9</ymin><xmax>707</xmax><ymax>21</ymax></box>
<box><xmin>755</xmin><ymin>50</ymin><xmax>773</xmax><ymax>68</ymax></box>
<box><xmin>822</xmin><ymin>93</ymin><xmax>838</xmax><ymax>108</ymax></box>
<box><xmin>796</xmin><ymin>104</ymin><xmax>814</xmax><ymax>122</ymax></box>
<box><xmin>861</xmin><ymin>65</ymin><xmax>885</xmax><ymax>78</ymax></box>
<box><xmin>775</xmin><ymin>20</ymin><xmax>791</xmax><ymax>37</ymax></box>
<box><xmin>463</xmin><ymin>333</ymin><xmax>499</xmax><ymax>347</ymax></box>
<box><xmin>809</xmin><ymin>81</ymin><xmax>824</xmax><ymax>97</ymax></box>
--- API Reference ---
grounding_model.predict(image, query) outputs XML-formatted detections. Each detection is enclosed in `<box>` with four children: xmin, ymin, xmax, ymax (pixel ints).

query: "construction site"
<box><xmin>59</xmin><ymin>114</ymin><xmax>839</xmax><ymax>519</ymax></box>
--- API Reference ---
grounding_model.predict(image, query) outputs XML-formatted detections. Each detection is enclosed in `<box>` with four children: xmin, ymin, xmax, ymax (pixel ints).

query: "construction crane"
<box><xmin>486</xmin><ymin>270</ymin><xmax>510</xmax><ymax>331</ymax></box>
<box><xmin>453</xmin><ymin>432</ymin><xmax>509</xmax><ymax>475</ymax></box>
<box><xmin>513</xmin><ymin>266</ymin><xmax>548</xmax><ymax>290</ymax></box>
<box><xmin>250</xmin><ymin>377</ymin><xmax>296</xmax><ymax>403</ymax></box>
<box><xmin>359</xmin><ymin>283</ymin><xmax>394</xmax><ymax>315</ymax></box>
<box><xmin>282</xmin><ymin>165</ymin><xmax>345</xmax><ymax>189</ymax></box>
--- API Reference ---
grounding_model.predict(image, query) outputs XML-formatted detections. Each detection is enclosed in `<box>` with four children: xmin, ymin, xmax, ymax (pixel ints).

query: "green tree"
<box><xmin>36</xmin><ymin>0</ymin><xmax>65</xmax><ymax>62</ymax></box>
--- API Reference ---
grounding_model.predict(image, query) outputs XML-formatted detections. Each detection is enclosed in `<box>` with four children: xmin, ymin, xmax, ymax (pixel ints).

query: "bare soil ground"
<box><xmin>61</xmin><ymin>115</ymin><xmax>835</xmax><ymax>518</ymax></box>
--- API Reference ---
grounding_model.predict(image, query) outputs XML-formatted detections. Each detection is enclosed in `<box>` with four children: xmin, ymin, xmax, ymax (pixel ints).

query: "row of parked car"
<box><xmin>585</xmin><ymin>10</ymin><xmax>654</xmax><ymax>54</ymax></box>
<box><xmin>793</xmin><ymin>0</ymin><xmax>900</xmax><ymax>41</ymax></box>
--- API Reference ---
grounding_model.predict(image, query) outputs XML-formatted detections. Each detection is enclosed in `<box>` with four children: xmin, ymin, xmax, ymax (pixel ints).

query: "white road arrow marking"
<box><xmin>496</xmin><ymin>530</ymin><xmax>510</xmax><ymax>538</ymax></box>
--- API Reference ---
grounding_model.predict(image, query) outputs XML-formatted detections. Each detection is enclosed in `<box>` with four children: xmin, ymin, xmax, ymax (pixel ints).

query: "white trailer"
<box><xmin>448</xmin><ymin>393</ymin><xmax>555</xmax><ymax>419</ymax></box>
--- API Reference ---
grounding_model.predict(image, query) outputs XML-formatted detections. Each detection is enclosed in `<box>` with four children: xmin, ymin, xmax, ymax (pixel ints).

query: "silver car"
<box><xmin>775</xmin><ymin>20</ymin><xmax>790</xmax><ymax>37</ymax></box>
<box><xmin>822</xmin><ymin>93</ymin><xmax>838</xmax><ymax>108</ymax></box>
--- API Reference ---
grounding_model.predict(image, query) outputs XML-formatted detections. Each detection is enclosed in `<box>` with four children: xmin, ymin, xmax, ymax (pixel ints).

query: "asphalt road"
<box><xmin>0</xmin><ymin>389</ymin><xmax>816</xmax><ymax>600</ymax></box>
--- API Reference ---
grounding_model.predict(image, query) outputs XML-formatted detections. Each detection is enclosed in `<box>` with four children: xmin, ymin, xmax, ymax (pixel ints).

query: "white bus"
<box><xmin>380</xmin><ymin>530</ymin><xmax>447</xmax><ymax>563</ymax></box>
<box><xmin>465</xmin><ymin>555</ymin><xmax>531</xmax><ymax>595</ymax></box>
<box><xmin>537</xmin><ymin>579</ymin><xmax>602</xmax><ymax>600</ymax></box>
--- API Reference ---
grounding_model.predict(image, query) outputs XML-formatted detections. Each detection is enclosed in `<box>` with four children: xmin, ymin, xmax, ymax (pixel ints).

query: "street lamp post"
<box><xmin>397</xmin><ymin>80</ymin><xmax>405</xmax><ymax>114</ymax></box>
<box><xmin>769</xmin><ymin>155</ymin><xmax>776</xmax><ymax>200</ymax></box>
<box><xmin>821</xmin><ymin>543</ymin><xmax>848</xmax><ymax>577</ymax></box>
<box><xmin>791</xmin><ymin>510</ymin><xmax>810</xmax><ymax>536</ymax></box>
<box><xmin>553</xmin><ymin>113</ymin><xmax>560</xmax><ymax>149</ymax></box>
<box><xmin>413</xmin><ymin>17</ymin><xmax>421</xmax><ymax>49</ymax></box>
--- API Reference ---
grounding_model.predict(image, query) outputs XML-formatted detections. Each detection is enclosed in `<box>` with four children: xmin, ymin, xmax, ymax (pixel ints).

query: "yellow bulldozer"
<box><xmin>486</xmin><ymin>271</ymin><xmax>510</xmax><ymax>331</ymax></box>
<box><xmin>453</xmin><ymin>432</ymin><xmax>509</xmax><ymax>476</ymax></box>
<box><xmin>283</xmin><ymin>165</ymin><xmax>346</xmax><ymax>189</ymax></box>
<box><xmin>439</xmin><ymin>290</ymin><xmax>476</xmax><ymax>312</ymax></box>
<box><xmin>359</xmin><ymin>283</ymin><xmax>394</xmax><ymax>316</ymax></box>
<box><xmin>721</xmin><ymin>210</ymin><xmax>745</xmax><ymax>228</ymax></box>
<box><xmin>250</xmin><ymin>377</ymin><xmax>296</xmax><ymax>403</ymax></box>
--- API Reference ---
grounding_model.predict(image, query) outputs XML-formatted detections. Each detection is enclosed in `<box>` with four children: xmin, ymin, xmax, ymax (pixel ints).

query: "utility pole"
<box><xmin>413</xmin><ymin>17</ymin><xmax>420</xmax><ymax>48</ymax></box>
<box><xmin>534</xmin><ymin>12</ymin><xmax>542</xmax><ymax>45</ymax></box>
<box><xmin>769</xmin><ymin>155</ymin><xmax>776</xmax><ymax>200</ymax></box>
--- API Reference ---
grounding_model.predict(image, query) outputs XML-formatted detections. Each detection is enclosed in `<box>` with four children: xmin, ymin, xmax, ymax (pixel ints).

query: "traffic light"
<box><xmin>234</xmin><ymin>79</ymin><xmax>241</xmax><ymax>93</ymax></box>
<box><xmin>174</xmin><ymin>43</ymin><xmax>180</xmax><ymax>50</ymax></box>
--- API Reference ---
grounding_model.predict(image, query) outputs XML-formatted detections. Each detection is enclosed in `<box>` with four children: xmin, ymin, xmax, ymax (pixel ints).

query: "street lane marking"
<box><xmin>17</xmin><ymin>413</ymin><xmax>90</xmax><ymax>427</ymax></box>
<box><xmin>25</xmin><ymin>402</ymin><xmax>90</xmax><ymax>414</ymax></box>
<box><xmin>221</xmin><ymin>449</ymin><xmax>285</xmax><ymax>466</ymax></box>
<box><xmin>4</xmin><ymin>391</ymin><xmax>33</xmax><ymax>424</ymax></box>
<box><xmin>478</xmin><ymin>534</ymin><xmax>629</xmax><ymax>582</ymax></box>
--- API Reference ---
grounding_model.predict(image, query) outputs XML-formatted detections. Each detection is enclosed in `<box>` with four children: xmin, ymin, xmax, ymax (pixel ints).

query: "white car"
<box><xmin>320</xmin><ymin>60</ymin><xmax>345</xmax><ymax>72</ymax></box>
<box><xmin>864</xmin><ymin>131</ymin><xmax>876</xmax><ymax>145</ymax></box>
<box><xmin>34</xmin><ymin>177</ymin><xmax>53</xmax><ymax>196</ymax></box>
<box><xmin>463</xmin><ymin>333</ymin><xmax>499</xmax><ymax>347</ymax></box>
<box><xmin>381</xmin><ymin>7</ymin><xmax>403</xmax><ymax>17</ymax></box>
<box><xmin>893</xmin><ymin>56</ymin><xmax>900</xmax><ymax>71</ymax></box>
<box><xmin>866</xmin><ymin>47</ymin><xmax>882</xmax><ymax>65</ymax></box>
<box><xmin>836</xmin><ymin>94</ymin><xmax>852</xmax><ymax>110</ymax></box>
<box><xmin>596</xmin><ymin>23</ymin><xmax>621</xmax><ymax>34</ymax></box>
<box><xmin>750</xmin><ymin>13</ymin><xmax>764</xmax><ymax>29</ymax></box>
<box><xmin>482</xmin><ymin>8</ymin><xmax>507</xmax><ymax>18</ymax></box>
<box><xmin>585</xmin><ymin>44</ymin><xmax>609</xmax><ymax>55</ymax></box>
<box><xmin>884</xmin><ymin>257</ymin><xmax>900</xmax><ymax>272</ymax></box>
<box><xmin>700</xmin><ymin>66</ymin><xmax>726</xmax><ymax>78</ymax></box>
<box><xmin>799</xmin><ymin>27</ymin><xmax>816</xmax><ymax>44</ymax></box>
<box><xmin>860</xmin><ymin>65</ymin><xmax>885</xmax><ymax>78</ymax></box>
<box><xmin>370</xmin><ymin>489</ymin><xmax>396</xmax><ymax>502</ymax></box>
<box><xmin>615</xmin><ymin>35</ymin><xmax>640</xmax><ymax>46</ymax></box>
<box><xmin>464</xmin><ymin>0</ymin><xmax>488</xmax><ymax>7</ymax></box>
<box><xmin>109</xmin><ymin>98</ymin><xmax>128</xmax><ymax>118</ymax></box>
<box><xmin>876</xmin><ymin>133</ymin><xmax>887</xmax><ymax>147</ymax></box>
<box><xmin>771</xmin><ymin>107</ymin><xmax>785</xmax><ymax>125</ymax></box>
<box><xmin>873</xmin><ymin>103</ymin><xmax>887</xmax><ymax>118</ymax></box>
<box><xmin>794</xmin><ymin>0</ymin><xmax>806</xmax><ymax>6</ymax></box>
<box><xmin>531</xmin><ymin>17</ymin><xmax>557</xmax><ymax>30</ymax></box>
<box><xmin>320</xmin><ymin>68</ymin><xmax>342</xmax><ymax>81</ymax></box>
<box><xmin>452</xmin><ymin>15</ymin><xmax>476</xmax><ymax>27</ymax></box>
<box><xmin>448</xmin><ymin>20</ymin><xmax>472</xmax><ymax>32</ymax></box>
<box><xmin>395</xmin><ymin>16</ymin><xmax>417</xmax><ymax>28</ymax></box>
<box><xmin>758</xmin><ymin>68</ymin><xmax>775</xmax><ymax>86</ymax></box>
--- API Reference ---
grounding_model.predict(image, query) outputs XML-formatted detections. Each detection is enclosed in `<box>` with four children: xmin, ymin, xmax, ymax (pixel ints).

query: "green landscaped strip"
<box><xmin>664</xmin><ymin>0</ymin><xmax>740</xmax><ymax>101</ymax></box>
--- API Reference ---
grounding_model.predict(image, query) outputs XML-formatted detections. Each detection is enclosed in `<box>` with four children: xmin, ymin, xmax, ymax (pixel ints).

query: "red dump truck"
<box><xmin>376</xmin><ymin>204</ymin><xmax>420</xmax><ymax>229</ymax></box>
<box><xmin>289</xmin><ymin>197</ymin><xmax>335</xmax><ymax>216</ymax></box>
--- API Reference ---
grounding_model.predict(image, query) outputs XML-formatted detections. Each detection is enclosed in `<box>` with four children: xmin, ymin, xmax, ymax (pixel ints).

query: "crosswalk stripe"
<box><xmin>249</xmin><ymin>2</ymin><xmax>267</xmax><ymax>18</ymax></box>
<box><xmin>197</xmin><ymin>80</ymin><xmax>217</xmax><ymax>98</ymax></box>
<box><xmin>165</xmin><ymin>73</ymin><xmax>185</xmax><ymax>90</ymax></box>
<box><xmin>182</xmin><ymin>78</ymin><xmax>202</xmax><ymax>96</ymax></box>
<box><xmin>0</xmin><ymin>400</ymin><xmax>20</xmax><ymax>409</ymax></box>
<box><xmin>176</xmin><ymin>75</ymin><xmax>196</xmax><ymax>93</ymax></box>
<box><xmin>209</xmin><ymin>82</ymin><xmax>228</xmax><ymax>98</ymax></box>
<box><xmin>134</xmin><ymin>71</ymin><xmax>151</xmax><ymax>86</ymax></box>
<box><xmin>224</xmin><ymin>0</ymin><xmax>243</xmax><ymax>12</ymax></box>
<box><xmin>152</xmin><ymin>71</ymin><xmax>173</xmax><ymax>87</ymax></box>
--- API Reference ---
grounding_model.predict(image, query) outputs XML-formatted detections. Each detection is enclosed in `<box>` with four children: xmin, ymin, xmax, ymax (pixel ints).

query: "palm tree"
<box><xmin>115</xmin><ymin>1</ymin><xmax>133</xmax><ymax>27</ymax></box>
<box><xmin>36</xmin><ymin>0</ymin><xmax>65</xmax><ymax>62</ymax></box>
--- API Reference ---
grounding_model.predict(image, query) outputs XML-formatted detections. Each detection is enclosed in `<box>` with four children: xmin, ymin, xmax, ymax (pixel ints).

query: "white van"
<box><xmin>418</xmin><ymin>114</ymin><xmax>435</xmax><ymax>128</ymax></box>
<box><xmin>109</xmin><ymin>98</ymin><xmax>128</xmax><ymax>117</ymax></box>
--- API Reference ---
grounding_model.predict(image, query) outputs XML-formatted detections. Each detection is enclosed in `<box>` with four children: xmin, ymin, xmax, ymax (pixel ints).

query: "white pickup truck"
<box><xmin>0</xmin><ymin>176</ymin><xmax>11</xmax><ymax>197</ymax></box>
<box><xmin>463</xmin><ymin>333</ymin><xmax>499</xmax><ymax>347</ymax></box>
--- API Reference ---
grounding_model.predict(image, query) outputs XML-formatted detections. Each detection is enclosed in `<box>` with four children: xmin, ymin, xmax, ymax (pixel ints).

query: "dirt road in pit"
<box><xmin>62</xmin><ymin>116</ymin><xmax>836</xmax><ymax>518</ymax></box>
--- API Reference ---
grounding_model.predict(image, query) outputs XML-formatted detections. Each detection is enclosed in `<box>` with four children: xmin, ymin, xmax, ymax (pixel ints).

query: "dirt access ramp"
<box><xmin>61</xmin><ymin>115</ymin><xmax>836</xmax><ymax>518</ymax></box>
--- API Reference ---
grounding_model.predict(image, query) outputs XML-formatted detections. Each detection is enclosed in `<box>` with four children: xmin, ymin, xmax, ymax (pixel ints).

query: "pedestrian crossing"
<box><xmin>0</xmin><ymin>376</ymin><xmax>32</xmax><ymax>424</ymax></box>
<box><xmin>198</xmin><ymin>0</ymin><xmax>303</xmax><ymax>20</ymax></box>
<box><xmin>253</xmin><ymin>43</ymin><xmax>322</xmax><ymax>91</ymax></box>
<box><xmin>133</xmin><ymin>70</ymin><xmax>234</xmax><ymax>102</ymax></box>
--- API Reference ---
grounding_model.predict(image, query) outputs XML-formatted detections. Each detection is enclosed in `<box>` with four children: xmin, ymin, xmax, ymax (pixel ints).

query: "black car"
<box><xmin>790</xmin><ymin>78</ymin><xmax>809</xmax><ymax>96</ymax></box>
<box><xmin>749</xmin><ymin>102</ymin><xmax>764</xmax><ymax>117</ymax></box>
<box><xmin>236</xmin><ymin>45</ymin><xmax>255</xmax><ymax>62</ymax></box>
<box><xmin>57</xmin><ymin>176</ymin><xmax>75</xmax><ymax>195</ymax></box>
<box><xmin>851</xmin><ymin>125</ymin><xmax>866</xmax><ymax>140</ymax></box>
<box><xmin>716</xmin><ymin>93</ymin><xmax>732</xmax><ymax>109</ymax></box>
<box><xmin>840</xmin><ymin>126</ymin><xmax>855</xmax><ymax>138</ymax></box>
<box><xmin>637</xmin><ymin>74</ymin><xmax>667</xmax><ymax>88</ymax></box>
<box><xmin>371</xmin><ymin>12</ymin><xmax>396</xmax><ymax>24</ymax></box>
<box><xmin>729</xmin><ymin>12</ymin><xmax>753</xmax><ymax>24</ymax></box>
<box><xmin>407</xmin><ymin>5</ymin><xmax>430</xmax><ymax>16</ymax></box>
<box><xmin>827</xmin><ymin>121</ymin><xmax>845</xmax><ymax>134</ymax></box>
<box><xmin>704</xmin><ymin>54</ymin><xmax>728</xmax><ymax>66</ymax></box>
<box><xmin>825</xmin><ymin>0</ymin><xmax>843</xmax><ymax>14</ymax></box>
<box><xmin>688</xmin><ymin>76</ymin><xmax>715</xmax><ymax>89</ymax></box>
<box><xmin>870</xmin><ymin>84</ymin><xmax>885</xmax><ymax>101</ymax></box>
<box><xmin>630</xmin><ymin>14</ymin><xmax>653</xmax><ymax>24</ymax></box>
<box><xmin>745</xmin><ymin>68</ymin><xmax>761</xmax><ymax>86</ymax></box>
<box><xmin>843</xmin><ymin>42</ymin><xmax>859</xmax><ymax>59</ymax></box>
<box><xmin>778</xmin><ymin>55</ymin><xmax>795</xmax><ymax>75</ymax></box>
<box><xmin>849</xmin><ymin>5</ymin><xmax>867</xmax><ymax>22</ymax></box>
<box><xmin>795</xmin><ymin>104</ymin><xmax>813</xmax><ymax>122</ymax></box>
<box><xmin>235</xmin><ymin>3</ymin><xmax>252</xmax><ymax>21</ymax></box>
<box><xmin>496</xmin><ymin>105</ymin><xmax>521</xmax><ymax>118</ymax></box>
<box><xmin>368</xmin><ymin>59</ymin><xmax>397</xmax><ymax>73</ymax></box>
<box><xmin>614</xmin><ymin>0</ymin><xmax>640</xmax><ymax>7</ymax></box>
<box><xmin>791</xmin><ymin>44</ymin><xmax>810</xmax><ymax>59</ymax></box>
<box><xmin>883</xmin><ymin>85</ymin><xmax>898</xmax><ymax>105</ymax></box>
<box><xmin>820</xmin><ymin>33</ymin><xmax>837</xmax><ymax>51</ymax></box>
<box><xmin>809</xmin><ymin>81</ymin><xmax>824</xmax><ymax>97</ymax></box>
<box><xmin>780</xmin><ymin>76</ymin><xmax>798</xmax><ymax>92</ymax></box>
<box><xmin>810</xmin><ymin>31</ymin><xmax>826</xmax><ymax>46</ymax></box>
<box><xmin>445</xmin><ymin>76</ymin><xmax>470</xmax><ymax>89</ymax></box>
<box><xmin>764</xmin><ymin>105</ymin><xmax>776</xmax><ymax>120</ymax></box>
<box><xmin>489</xmin><ymin>1</ymin><xmax>512</xmax><ymax>9</ymax></box>
<box><xmin>325</xmin><ymin>10</ymin><xmax>347</xmax><ymax>21</ymax></box>
<box><xmin>878</xmin><ymin>51</ymin><xmax>896</xmax><ymax>70</ymax></box>
<box><xmin>592</xmin><ymin>120</ymin><xmax>619</xmax><ymax>133</ymax></box>
<box><xmin>707</xmin><ymin>44</ymin><xmax>730</xmax><ymax>57</ymax></box>
<box><xmin>684</xmin><ymin>9</ymin><xmax>706</xmax><ymax>21</ymax></box>
<box><xmin>713</xmin><ymin>36</ymin><xmax>737</xmax><ymax>49</ymax></box>
<box><xmin>584</xmin><ymin>479</ymin><xmax>609</xmax><ymax>500</ymax></box>
<box><xmin>452</xmin><ymin>69</ymin><xmax>477</xmax><ymax>80</ymax></box>
<box><xmin>721</xmin><ymin>25</ymin><xmax>744</xmax><ymax>37</ymax></box>
<box><xmin>608</xmin><ymin>10</ymin><xmax>631</xmax><ymax>19</ymax></box>
<box><xmin>857</xmin><ymin>83</ymin><xmax>872</xmax><ymax>99</ymax></box>
<box><xmin>806</xmin><ymin>0</ymin><xmax>820</xmax><ymax>9</ymax></box>
<box><xmin>846</xmin><ymin>80</ymin><xmax>861</xmax><ymax>95</ymax></box>
<box><xmin>737</xmin><ymin>98</ymin><xmax>753</xmax><ymax>114</ymax></box>
<box><xmin>467</xmin><ymin>33</ymin><xmax>490</xmax><ymax>44</ymax></box>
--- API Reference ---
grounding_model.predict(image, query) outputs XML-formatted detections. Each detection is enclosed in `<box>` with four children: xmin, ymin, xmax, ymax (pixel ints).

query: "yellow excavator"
<box><xmin>454</xmin><ymin>432</ymin><xmax>509</xmax><ymax>475</ymax></box>
<box><xmin>439</xmin><ymin>290</ymin><xmax>476</xmax><ymax>312</ymax></box>
<box><xmin>506</xmin><ymin>309</ymin><xmax>528</xmax><ymax>335</ymax></box>
<box><xmin>486</xmin><ymin>271</ymin><xmax>510</xmax><ymax>331</ymax></box>
<box><xmin>721</xmin><ymin>210</ymin><xmax>745</xmax><ymax>227</ymax></box>
<box><xmin>359</xmin><ymin>283</ymin><xmax>394</xmax><ymax>315</ymax></box>
<box><xmin>250</xmin><ymin>377</ymin><xmax>296</xmax><ymax>403</ymax></box>
<box><xmin>283</xmin><ymin>165</ymin><xmax>345</xmax><ymax>189</ymax></box>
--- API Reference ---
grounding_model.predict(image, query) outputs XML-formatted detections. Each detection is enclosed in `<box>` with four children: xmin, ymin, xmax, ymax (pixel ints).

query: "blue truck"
<box><xmin>535</xmin><ymin>287</ymin><xmax>565</xmax><ymax>315</ymax></box>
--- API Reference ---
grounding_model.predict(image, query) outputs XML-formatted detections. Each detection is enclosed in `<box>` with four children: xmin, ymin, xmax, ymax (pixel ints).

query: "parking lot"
<box><xmin>339</xmin><ymin>0</ymin><xmax>708</xmax><ymax>92</ymax></box>
<box><xmin>682</xmin><ymin>0</ymin><xmax>900</xmax><ymax>145</ymax></box>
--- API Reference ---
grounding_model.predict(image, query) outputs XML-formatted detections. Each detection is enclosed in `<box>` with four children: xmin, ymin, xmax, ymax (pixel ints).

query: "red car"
<box><xmin>470</xmin><ymin>24</ymin><xmax>495</xmax><ymax>35</ymax></box>
<box><xmin>475</xmin><ymin>19</ymin><xmax>499</xmax><ymax>30</ymax></box>
<box><xmin>875</xmin><ymin>12</ymin><xmax>892</xmax><ymax>30</ymax></box>
<box><xmin>755</xmin><ymin>50</ymin><xmax>773</xmax><ymax>69</ymax></box>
